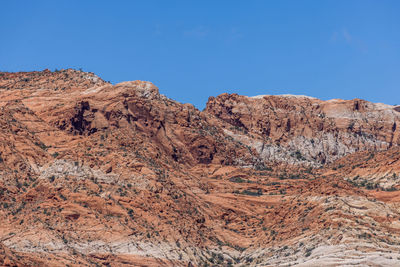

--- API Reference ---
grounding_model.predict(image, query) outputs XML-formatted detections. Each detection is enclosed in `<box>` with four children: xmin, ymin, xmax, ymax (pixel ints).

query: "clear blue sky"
<box><xmin>1</xmin><ymin>1</ymin><xmax>399</xmax><ymax>109</ymax></box>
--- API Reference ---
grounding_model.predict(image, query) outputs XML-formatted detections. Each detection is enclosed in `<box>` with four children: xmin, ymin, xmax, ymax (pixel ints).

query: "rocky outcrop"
<box><xmin>0</xmin><ymin>68</ymin><xmax>108</xmax><ymax>91</ymax></box>
<box><xmin>1</xmin><ymin>69</ymin><xmax>400</xmax><ymax>266</ymax></box>
<box><xmin>205</xmin><ymin>94</ymin><xmax>400</xmax><ymax>164</ymax></box>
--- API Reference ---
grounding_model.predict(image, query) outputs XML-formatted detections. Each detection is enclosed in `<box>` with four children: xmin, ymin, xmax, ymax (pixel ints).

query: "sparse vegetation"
<box><xmin>240</xmin><ymin>189</ymin><xmax>263</xmax><ymax>196</ymax></box>
<box><xmin>229</xmin><ymin>176</ymin><xmax>247</xmax><ymax>183</ymax></box>
<box><xmin>1</xmin><ymin>67</ymin><xmax>400</xmax><ymax>267</ymax></box>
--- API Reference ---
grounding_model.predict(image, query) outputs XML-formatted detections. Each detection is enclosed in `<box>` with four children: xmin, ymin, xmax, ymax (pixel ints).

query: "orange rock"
<box><xmin>0</xmin><ymin>69</ymin><xmax>399</xmax><ymax>266</ymax></box>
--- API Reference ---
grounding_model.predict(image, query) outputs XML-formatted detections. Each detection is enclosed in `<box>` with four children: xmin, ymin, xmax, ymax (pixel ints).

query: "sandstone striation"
<box><xmin>0</xmin><ymin>69</ymin><xmax>400</xmax><ymax>266</ymax></box>
<box><xmin>205</xmin><ymin>94</ymin><xmax>400</xmax><ymax>165</ymax></box>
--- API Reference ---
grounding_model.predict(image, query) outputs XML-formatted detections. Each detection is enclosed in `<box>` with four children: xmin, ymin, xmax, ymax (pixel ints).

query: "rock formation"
<box><xmin>0</xmin><ymin>69</ymin><xmax>400</xmax><ymax>266</ymax></box>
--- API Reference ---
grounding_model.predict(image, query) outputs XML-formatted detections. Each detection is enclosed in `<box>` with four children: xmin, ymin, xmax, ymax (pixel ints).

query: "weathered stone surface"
<box><xmin>205</xmin><ymin>94</ymin><xmax>400</xmax><ymax>165</ymax></box>
<box><xmin>0</xmin><ymin>69</ymin><xmax>400</xmax><ymax>266</ymax></box>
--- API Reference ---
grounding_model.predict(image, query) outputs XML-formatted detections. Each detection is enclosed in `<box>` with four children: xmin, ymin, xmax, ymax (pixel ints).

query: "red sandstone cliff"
<box><xmin>0</xmin><ymin>69</ymin><xmax>400</xmax><ymax>266</ymax></box>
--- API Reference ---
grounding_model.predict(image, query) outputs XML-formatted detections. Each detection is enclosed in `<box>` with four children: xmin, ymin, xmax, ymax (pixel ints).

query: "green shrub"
<box><xmin>241</xmin><ymin>189</ymin><xmax>262</xmax><ymax>196</ymax></box>
<box><xmin>229</xmin><ymin>177</ymin><xmax>246</xmax><ymax>183</ymax></box>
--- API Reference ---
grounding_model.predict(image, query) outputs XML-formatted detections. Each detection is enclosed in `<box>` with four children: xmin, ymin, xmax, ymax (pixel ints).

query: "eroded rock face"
<box><xmin>205</xmin><ymin>94</ymin><xmax>400</xmax><ymax>164</ymax></box>
<box><xmin>0</xmin><ymin>68</ymin><xmax>108</xmax><ymax>91</ymax></box>
<box><xmin>1</xmin><ymin>69</ymin><xmax>400</xmax><ymax>266</ymax></box>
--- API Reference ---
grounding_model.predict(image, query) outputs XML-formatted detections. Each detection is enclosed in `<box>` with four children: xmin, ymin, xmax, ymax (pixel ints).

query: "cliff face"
<box><xmin>205</xmin><ymin>93</ymin><xmax>400</xmax><ymax>165</ymax></box>
<box><xmin>1</xmin><ymin>69</ymin><xmax>400</xmax><ymax>266</ymax></box>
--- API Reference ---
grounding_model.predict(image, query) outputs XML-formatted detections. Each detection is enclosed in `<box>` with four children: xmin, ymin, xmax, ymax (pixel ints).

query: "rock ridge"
<box><xmin>0</xmin><ymin>69</ymin><xmax>400</xmax><ymax>266</ymax></box>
